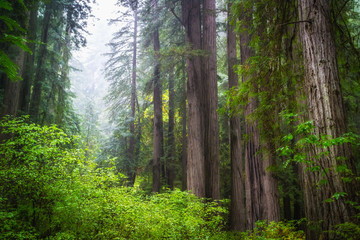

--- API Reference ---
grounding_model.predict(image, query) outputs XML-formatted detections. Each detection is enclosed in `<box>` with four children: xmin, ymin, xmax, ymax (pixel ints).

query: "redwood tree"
<box><xmin>227</xmin><ymin>1</ymin><xmax>245</xmax><ymax>231</ymax></box>
<box><xmin>152</xmin><ymin>0</ymin><xmax>163</xmax><ymax>193</ymax></box>
<box><xmin>203</xmin><ymin>0</ymin><xmax>220</xmax><ymax>200</ymax></box>
<box><xmin>298</xmin><ymin>0</ymin><xmax>359</xmax><ymax>238</ymax></box>
<box><xmin>182</xmin><ymin>0</ymin><xmax>205</xmax><ymax>197</ymax></box>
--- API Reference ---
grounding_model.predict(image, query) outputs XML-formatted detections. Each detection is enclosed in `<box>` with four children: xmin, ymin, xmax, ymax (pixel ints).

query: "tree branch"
<box><xmin>170</xmin><ymin>7</ymin><xmax>184</xmax><ymax>27</ymax></box>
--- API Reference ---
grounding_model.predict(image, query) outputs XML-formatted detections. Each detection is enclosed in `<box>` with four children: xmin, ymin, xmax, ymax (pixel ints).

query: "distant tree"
<box><xmin>105</xmin><ymin>0</ymin><xmax>141</xmax><ymax>186</ymax></box>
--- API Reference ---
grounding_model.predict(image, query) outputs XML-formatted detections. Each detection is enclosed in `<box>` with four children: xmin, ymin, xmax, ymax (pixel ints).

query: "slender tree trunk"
<box><xmin>228</xmin><ymin>1</ymin><xmax>245</xmax><ymax>231</ymax></box>
<box><xmin>166</xmin><ymin>69</ymin><xmax>176</xmax><ymax>189</ymax></box>
<box><xmin>128</xmin><ymin>8</ymin><xmax>138</xmax><ymax>186</ymax></box>
<box><xmin>298</xmin><ymin>0</ymin><xmax>358</xmax><ymax>238</ymax></box>
<box><xmin>181</xmin><ymin>62</ymin><xmax>187</xmax><ymax>191</ymax></box>
<box><xmin>202</xmin><ymin>0</ymin><xmax>220</xmax><ymax>200</ymax></box>
<box><xmin>55</xmin><ymin>7</ymin><xmax>72</xmax><ymax>127</ymax></box>
<box><xmin>41</xmin><ymin>41</ymin><xmax>61</xmax><ymax>125</ymax></box>
<box><xmin>29</xmin><ymin>1</ymin><xmax>53</xmax><ymax>122</ymax></box>
<box><xmin>152</xmin><ymin>0</ymin><xmax>163</xmax><ymax>192</ymax></box>
<box><xmin>182</xmin><ymin>0</ymin><xmax>205</xmax><ymax>197</ymax></box>
<box><xmin>19</xmin><ymin>4</ymin><xmax>38</xmax><ymax>113</ymax></box>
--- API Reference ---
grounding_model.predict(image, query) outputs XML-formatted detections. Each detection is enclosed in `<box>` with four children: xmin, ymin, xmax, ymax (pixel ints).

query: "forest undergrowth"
<box><xmin>0</xmin><ymin>116</ymin><xmax>306</xmax><ymax>239</ymax></box>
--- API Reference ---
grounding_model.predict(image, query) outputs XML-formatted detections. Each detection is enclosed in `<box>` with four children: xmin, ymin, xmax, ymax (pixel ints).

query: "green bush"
<box><xmin>240</xmin><ymin>220</ymin><xmax>305</xmax><ymax>240</ymax></box>
<box><xmin>0</xmin><ymin>116</ymin><xmax>228</xmax><ymax>239</ymax></box>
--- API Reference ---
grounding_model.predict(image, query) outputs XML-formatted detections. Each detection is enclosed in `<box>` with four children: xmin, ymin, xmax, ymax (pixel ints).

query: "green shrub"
<box><xmin>239</xmin><ymin>220</ymin><xmax>305</xmax><ymax>240</ymax></box>
<box><xmin>0</xmin><ymin>116</ymin><xmax>228</xmax><ymax>239</ymax></box>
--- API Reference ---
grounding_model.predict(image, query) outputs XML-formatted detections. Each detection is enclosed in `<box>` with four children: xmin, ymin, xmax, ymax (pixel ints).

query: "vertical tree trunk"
<box><xmin>228</xmin><ymin>1</ymin><xmax>246</xmax><ymax>231</ymax></box>
<box><xmin>203</xmin><ymin>0</ymin><xmax>220</xmax><ymax>200</ymax></box>
<box><xmin>181</xmin><ymin>62</ymin><xmax>187</xmax><ymax>191</ymax></box>
<box><xmin>166</xmin><ymin>69</ymin><xmax>176</xmax><ymax>189</ymax></box>
<box><xmin>239</xmin><ymin>7</ymin><xmax>263</xmax><ymax>229</ymax></box>
<box><xmin>29</xmin><ymin>1</ymin><xmax>53</xmax><ymax>122</ymax></box>
<box><xmin>262</xmin><ymin>142</ymin><xmax>281</xmax><ymax>221</ymax></box>
<box><xmin>1</xmin><ymin>46</ymin><xmax>25</xmax><ymax>117</ymax></box>
<box><xmin>128</xmin><ymin>7</ymin><xmax>138</xmax><ymax>186</ymax></box>
<box><xmin>55</xmin><ymin>6</ymin><xmax>72</xmax><ymax>127</ymax></box>
<box><xmin>298</xmin><ymin>0</ymin><xmax>358</xmax><ymax>238</ymax></box>
<box><xmin>182</xmin><ymin>0</ymin><xmax>205</xmax><ymax>197</ymax></box>
<box><xmin>152</xmin><ymin>0</ymin><xmax>163</xmax><ymax>193</ymax></box>
<box><xmin>19</xmin><ymin>4</ymin><xmax>38</xmax><ymax>114</ymax></box>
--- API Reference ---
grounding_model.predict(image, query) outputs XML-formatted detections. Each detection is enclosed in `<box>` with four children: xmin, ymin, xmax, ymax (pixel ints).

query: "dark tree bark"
<box><xmin>182</xmin><ymin>0</ymin><xmax>205</xmax><ymax>197</ymax></box>
<box><xmin>298</xmin><ymin>0</ymin><xmax>358</xmax><ymax>238</ymax></box>
<box><xmin>1</xmin><ymin>47</ymin><xmax>24</xmax><ymax>117</ymax></box>
<box><xmin>29</xmin><ymin>1</ymin><xmax>53</xmax><ymax>122</ymax></box>
<box><xmin>19</xmin><ymin>4</ymin><xmax>38</xmax><ymax>114</ymax></box>
<box><xmin>227</xmin><ymin>1</ymin><xmax>245</xmax><ymax>231</ymax></box>
<box><xmin>202</xmin><ymin>0</ymin><xmax>220</xmax><ymax>200</ymax></box>
<box><xmin>152</xmin><ymin>0</ymin><xmax>163</xmax><ymax>193</ymax></box>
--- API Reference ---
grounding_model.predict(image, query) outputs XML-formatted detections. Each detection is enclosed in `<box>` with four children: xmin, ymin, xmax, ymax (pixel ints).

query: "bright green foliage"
<box><xmin>278</xmin><ymin>112</ymin><xmax>360</xmax><ymax>214</ymax></box>
<box><xmin>240</xmin><ymin>220</ymin><xmax>305</xmax><ymax>240</ymax></box>
<box><xmin>278</xmin><ymin>111</ymin><xmax>360</xmax><ymax>170</ymax></box>
<box><xmin>330</xmin><ymin>222</ymin><xmax>360</xmax><ymax>240</ymax></box>
<box><xmin>0</xmin><ymin>0</ymin><xmax>31</xmax><ymax>81</ymax></box>
<box><xmin>0</xmin><ymin>116</ymin><xmax>230</xmax><ymax>239</ymax></box>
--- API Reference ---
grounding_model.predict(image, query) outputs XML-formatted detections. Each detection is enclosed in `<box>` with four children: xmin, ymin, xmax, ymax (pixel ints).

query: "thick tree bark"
<box><xmin>202</xmin><ymin>0</ymin><xmax>220</xmax><ymax>200</ymax></box>
<box><xmin>298</xmin><ymin>0</ymin><xmax>358</xmax><ymax>239</ymax></box>
<box><xmin>152</xmin><ymin>0</ymin><xmax>163</xmax><ymax>193</ymax></box>
<box><xmin>19</xmin><ymin>4</ymin><xmax>38</xmax><ymax>114</ymax></box>
<box><xmin>29</xmin><ymin>1</ymin><xmax>53</xmax><ymax>122</ymax></box>
<box><xmin>227</xmin><ymin>1</ymin><xmax>245</xmax><ymax>231</ymax></box>
<box><xmin>239</xmin><ymin>8</ymin><xmax>263</xmax><ymax>229</ymax></box>
<box><xmin>262</xmin><ymin>142</ymin><xmax>280</xmax><ymax>222</ymax></box>
<box><xmin>182</xmin><ymin>0</ymin><xmax>205</xmax><ymax>197</ymax></box>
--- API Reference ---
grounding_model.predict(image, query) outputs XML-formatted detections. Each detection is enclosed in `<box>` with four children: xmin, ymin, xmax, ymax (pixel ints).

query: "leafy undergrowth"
<box><xmin>0</xmin><ymin>117</ymin><xmax>305</xmax><ymax>239</ymax></box>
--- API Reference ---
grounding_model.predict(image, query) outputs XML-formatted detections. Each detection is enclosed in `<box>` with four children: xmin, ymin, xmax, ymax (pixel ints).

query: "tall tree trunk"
<box><xmin>166</xmin><ymin>69</ymin><xmax>176</xmax><ymax>189</ymax></box>
<box><xmin>55</xmin><ymin>6</ymin><xmax>72</xmax><ymax>127</ymax></box>
<box><xmin>228</xmin><ymin>1</ymin><xmax>245</xmax><ymax>231</ymax></box>
<box><xmin>19</xmin><ymin>4</ymin><xmax>38</xmax><ymax>114</ymax></box>
<box><xmin>128</xmin><ymin>8</ymin><xmax>138</xmax><ymax>186</ymax></box>
<box><xmin>29</xmin><ymin>1</ymin><xmax>53</xmax><ymax>122</ymax></box>
<box><xmin>239</xmin><ymin>7</ymin><xmax>263</xmax><ymax>229</ymax></box>
<box><xmin>202</xmin><ymin>0</ymin><xmax>220</xmax><ymax>200</ymax></box>
<box><xmin>41</xmin><ymin>41</ymin><xmax>61</xmax><ymax>125</ymax></box>
<box><xmin>298</xmin><ymin>0</ymin><xmax>358</xmax><ymax>238</ymax></box>
<box><xmin>182</xmin><ymin>0</ymin><xmax>205</xmax><ymax>197</ymax></box>
<box><xmin>181</xmin><ymin>61</ymin><xmax>187</xmax><ymax>191</ymax></box>
<box><xmin>152</xmin><ymin>0</ymin><xmax>163</xmax><ymax>193</ymax></box>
